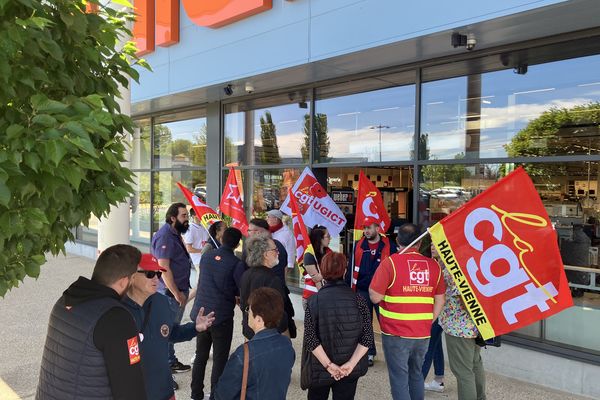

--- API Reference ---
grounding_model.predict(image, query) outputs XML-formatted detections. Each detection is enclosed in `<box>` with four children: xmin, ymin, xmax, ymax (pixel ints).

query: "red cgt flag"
<box><xmin>429</xmin><ymin>167</ymin><xmax>573</xmax><ymax>339</ymax></box>
<box><xmin>289</xmin><ymin>189</ymin><xmax>318</xmax><ymax>298</ymax></box>
<box><xmin>176</xmin><ymin>182</ymin><xmax>222</xmax><ymax>230</ymax></box>
<box><xmin>220</xmin><ymin>167</ymin><xmax>248</xmax><ymax>236</ymax></box>
<box><xmin>353</xmin><ymin>170</ymin><xmax>391</xmax><ymax>241</ymax></box>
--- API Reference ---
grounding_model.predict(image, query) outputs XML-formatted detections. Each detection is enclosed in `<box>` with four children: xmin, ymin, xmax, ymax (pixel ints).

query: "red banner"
<box><xmin>289</xmin><ymin>189</ymin><xmax>318</xmax><ymax>297</ymax></box>
<box><xmin>353</xmin><ymin>170</ymin><xmax>391</xmax><ymax>241</ymax></box>
<box><xmin>176</xmin><ymin>182</ymin><xmax>222</xmax><ymax>230</ymax></box>
<box><xmin>220</xmin><ymin>167</ymin><xmax>248</xmax><ymax>236</ymax></box>
<box><xmin>429</xmin><ymin>167</ymin><xmax>573</xmax><ymax>339</ymax></box>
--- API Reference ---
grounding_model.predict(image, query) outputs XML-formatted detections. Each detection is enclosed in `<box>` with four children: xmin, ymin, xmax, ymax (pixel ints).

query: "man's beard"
<box><xmin>175</xmin><ymin>220</ymin><xmax>189</xmax><ymax>234</ymax></box>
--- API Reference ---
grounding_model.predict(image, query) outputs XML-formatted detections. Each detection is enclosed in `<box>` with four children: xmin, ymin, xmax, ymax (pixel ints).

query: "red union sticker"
<box><xmin>127</xmin><ymin>336</ymin><xmax>141</xmax><ymax>365</ymax></box>
<box><xmin>408</xmin><ymin>260</ymin><xmax>430</xmax><ymax>286</ymax></box>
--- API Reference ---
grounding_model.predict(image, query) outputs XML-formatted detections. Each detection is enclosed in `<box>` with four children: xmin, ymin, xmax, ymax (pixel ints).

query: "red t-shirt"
<box><xmin>367</xmin><ymin>241</ymin><xmax>379</xmax><ymax>259</ymax></box>
<box><xmin>371</xmin><ymin>248</ymin><xmax>445</xmax><ymax>338</ymax></box>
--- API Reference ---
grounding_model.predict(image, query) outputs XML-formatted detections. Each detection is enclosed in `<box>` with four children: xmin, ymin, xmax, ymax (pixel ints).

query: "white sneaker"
<box><xmin>424</xmin><ymin>380</ymin><xmax>444</xmax><ymax>392</ymax></box>
<box><xmin>203</xmin><ymin>393</ymin><xmax>211</xmax><ymax>400</ymax></box>
<box><xmin>190</xmin><ymin>354</ymin><xmax>195</xmax><ymax>364</ymax></box>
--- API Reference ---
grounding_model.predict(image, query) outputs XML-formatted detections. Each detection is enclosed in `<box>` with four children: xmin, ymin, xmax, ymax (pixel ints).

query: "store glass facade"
<box><xmin>104</xmin><ymin>39</ymin><xmax>600</xmax><ymax>363</ymax></box>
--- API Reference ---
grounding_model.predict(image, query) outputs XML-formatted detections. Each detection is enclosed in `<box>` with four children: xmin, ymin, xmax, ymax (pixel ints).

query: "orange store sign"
<box><xmin>133</xmin><ymin>0</ymin><xmax>273</xmax><ymax>55</ymax></box>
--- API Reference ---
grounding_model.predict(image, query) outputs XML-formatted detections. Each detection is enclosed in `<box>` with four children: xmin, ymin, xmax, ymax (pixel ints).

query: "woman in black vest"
<box><xmin>302</xmin><ymin>252</ymin><xmax>374</xmax><ymax>400</ymax></box>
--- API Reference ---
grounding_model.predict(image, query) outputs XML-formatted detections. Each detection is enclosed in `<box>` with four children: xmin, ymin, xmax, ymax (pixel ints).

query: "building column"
<box><xmin>97</xmin><ymin>82</ymin><xmax>131</xmax><ymax>253</ymax></box>
<box><xmin>205</xmin><ymin>101</ymin><xmax>221</xmax><ymax>207</ymax></box>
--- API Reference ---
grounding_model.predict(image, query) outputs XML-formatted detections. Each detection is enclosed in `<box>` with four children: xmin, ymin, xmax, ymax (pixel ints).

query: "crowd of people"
<box><xmin>36</xmin><ymin>202</ymin><xmax>488</xmax><ymax>400</ymax></box>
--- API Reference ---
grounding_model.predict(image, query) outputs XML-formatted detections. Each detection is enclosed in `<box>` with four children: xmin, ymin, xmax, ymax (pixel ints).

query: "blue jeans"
<box><xmin>163</xmin><ymin>289</ymin><xmax>189</xmax><ymax>365</ymax></box>
<box><xmin>382</xmin><ymin>335</ymin><xmax>429</xmax><ymax>400</ymax></box>
<box><xmin>422</xmin><ymin>319</ymin><xmax>444</xmax><ymax>379</ymax></box>
<box><xmin>357</xmin><ymin>289</ymin><xmax>379</xmax><ymax>356</ymax></box>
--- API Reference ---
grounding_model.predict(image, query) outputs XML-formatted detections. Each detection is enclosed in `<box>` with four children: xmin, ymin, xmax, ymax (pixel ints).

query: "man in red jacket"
<box><xmin>350</xmin><ymin>217</ymin><xmax>397</xmax><ymax>366</ymax></box>
<box><xmin>369</xmin><ymin>223</ymin><xmax>445</xmax><ymax>400</ymax></box>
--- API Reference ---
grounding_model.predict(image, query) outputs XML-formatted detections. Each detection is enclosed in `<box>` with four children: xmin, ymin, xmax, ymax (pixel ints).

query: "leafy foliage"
<box><xmin>0</xmin><ymin>0</ymin><xmax>148</xmax><ymax>296</ymax></box>
<box><xmin>259</xmin><ymin>112</ymin><xmax>281</xmax><ymax>165</ymax></box>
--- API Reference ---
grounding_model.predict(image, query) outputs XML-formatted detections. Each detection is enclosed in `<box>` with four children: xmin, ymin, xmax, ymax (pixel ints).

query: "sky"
<box><xmin>155</xmin><ymin>54</ymin><xmax>600</xmax><ymax>164</ymax></box>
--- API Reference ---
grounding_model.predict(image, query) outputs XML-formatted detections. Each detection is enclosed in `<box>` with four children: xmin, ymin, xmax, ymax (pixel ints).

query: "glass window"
<box><xmin>421</xmin><ymin>54</ymin><xmax>600</xmax><ymax>160</ymax></box>
<box><xmin>131</xmin><ymin>119</ymin><xmax>151</xmax><ymax>170</ymax></box>
<box><xmin>418</xmin><ymin>161</ymin><xmax>600</xmax><ymax>349</ymax></box>
<box><xmin>230</xmin><ymin>168</ymin><xmax>302</xmax><ymax>215</ymax></box>
<box><xmin>315</xmin><ymin>85</ymin><xmax>416</xmax><ymax>163</ymax></box>
<box><xmin>224</xmin><ymin>94</ymin><xmax>311</xmax><ymax>166</ymax></box>
<box><xmin>154</xmin><ymin>110</ymin><xmax>207</xmax><ymax>168</ymax></box>
<box><xmin>130</xmin><ymin>171</ymin><xmax>151</xmax><ymax>252</ymax></box>
<box><xmin>152</xmin><ymin>171</ymin><xmax>207</xmax><ymax>233</ymax></box>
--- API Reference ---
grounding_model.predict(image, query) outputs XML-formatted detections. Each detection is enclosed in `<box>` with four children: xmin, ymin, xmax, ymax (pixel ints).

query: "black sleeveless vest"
<box><xmin>36</xmin><ymin>296</ymin><xmax>128</xmax><ymax>400</ymax></box>
<box><xmin>305</xmin><ymin>280</ymin><xmax>368</xmax><ymax>386</ymax></box>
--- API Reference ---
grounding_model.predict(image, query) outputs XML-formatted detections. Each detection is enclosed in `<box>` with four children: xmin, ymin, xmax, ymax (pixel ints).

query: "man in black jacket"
<box><xmin>190</xmin><ymin>228</ymin><xmax>245</xmax><ymax>400</ymax></box>
<box><xmin>37</xmin><ymin>245</ymin><xmax>147</xmax><ymax>400</ymax></box>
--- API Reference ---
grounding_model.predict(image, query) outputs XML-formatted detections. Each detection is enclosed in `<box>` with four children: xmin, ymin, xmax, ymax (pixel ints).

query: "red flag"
<box><xmin>353</xmin><ymin>170</ymin><xmax>391</xmax><ymax>241</ymax></box>
<box><xmin>220</xmin><ymin>167</ymin><xmax>248</xmax><ymax>236</ymax></box>
<box><xmin>176</xmin><ymin>182</ymin><xmax>222</xmax><ymax>229</ymax></box>
<box><xmin>289</xmin><ymin>189</ymin><xmax>318</xmax><ymax>298</ymax></box>
<box><xmin>429</xmin><ymin>167</ymin><xmax>573</xmax><ymax>339</ymax></box>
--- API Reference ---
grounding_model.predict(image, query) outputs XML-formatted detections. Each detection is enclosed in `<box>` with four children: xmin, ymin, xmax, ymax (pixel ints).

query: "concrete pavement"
<box><xmin>0</xmin><ymin>253</ymin><xmax>591</xmax><ymax>399</ymax></box>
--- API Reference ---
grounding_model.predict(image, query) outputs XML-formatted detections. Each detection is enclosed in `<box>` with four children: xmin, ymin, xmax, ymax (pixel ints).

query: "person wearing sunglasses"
<box><xmin>123</xmin><ymin>253</ymin><xmax>216</xmax><ymax>400</ymax></box>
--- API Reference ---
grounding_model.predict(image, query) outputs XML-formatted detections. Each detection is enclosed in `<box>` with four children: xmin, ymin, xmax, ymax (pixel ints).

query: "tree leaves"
<box><xmin>0</xmin><ymin>0</ymin><xmax>148</xmax><ymax>296</ymax></box>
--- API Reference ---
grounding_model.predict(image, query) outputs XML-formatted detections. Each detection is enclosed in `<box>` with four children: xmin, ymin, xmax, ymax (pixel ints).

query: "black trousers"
<box><xmin>191</xmin><ymin>319</ymin><xmax>234</xmax><ymax>400</ymax></box>
<box><xmin>307</xmin><ymin>377</ymin><xmax>359</xmax><ymax>400</ymax></box>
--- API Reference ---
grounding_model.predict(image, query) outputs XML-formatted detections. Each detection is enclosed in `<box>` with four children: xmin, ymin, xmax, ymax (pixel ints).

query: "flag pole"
<box><xmin>397</xmin><ymin>229</ymin><xmax>430</xmax><ymax>255</ymax></box>
<box><xmin>201</xmin><ymin>222</ymin><xmax>219</xmax><ymax>248</ymax></box>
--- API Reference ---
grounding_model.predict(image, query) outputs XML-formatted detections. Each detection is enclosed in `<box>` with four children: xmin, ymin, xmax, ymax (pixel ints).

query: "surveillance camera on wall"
<box><xmin>245</xmin><ymin>82</ymin><xmax>254</xmax><ymax>94</ymax></box>
<box><xmin>451</xmin><ymin>32</ymin><xmax>476</xmax><ymax>51</ymax></box>
<box><xmin>466</xmin><ymin>33</ymin><xmax>476</xmax><ymax>51</ymax></box>
<box><xmin>224</xmin><ymin>84</ymin><xmax>234</xmax><ymax>96</ymax></box>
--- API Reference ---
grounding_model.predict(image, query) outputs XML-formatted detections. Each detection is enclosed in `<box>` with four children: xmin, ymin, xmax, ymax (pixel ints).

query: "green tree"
<box><xmin>504</xmin><ymin>102</ymin><xmax>600</xmax><ymax>178</ymax></box>
<box><xmin>0</xmin><ymin>0</ymin><xmax>148</xmax><ymax>296</ymax></box>
<box><xmin>302</xmin><ymin>113</ymin><xmax>329</xmax><ymax>162</ymax></box>
<box><xmin>259</xmin><ymin>111</ymin><xmax>281</xmax><ymax>164</ymax></box>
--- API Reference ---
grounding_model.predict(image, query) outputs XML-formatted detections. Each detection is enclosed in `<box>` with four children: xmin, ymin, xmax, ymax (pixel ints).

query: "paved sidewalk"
<box><xmin>0</xmin><ymin>254</ymin><xmax>590</xmax><ymax>399</ymax></box>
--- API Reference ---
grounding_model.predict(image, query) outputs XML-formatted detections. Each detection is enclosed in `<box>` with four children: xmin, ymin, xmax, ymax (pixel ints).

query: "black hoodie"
<box><xmin>60</xmin><ymin>276</ymin><xmax>147</xmax><ymax>400</ymax></box>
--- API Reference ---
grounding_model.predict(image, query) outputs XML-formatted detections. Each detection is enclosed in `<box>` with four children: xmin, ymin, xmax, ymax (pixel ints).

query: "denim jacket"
<box><xmin>214</xmin><ymin>329</ymin><xmax>295</xmax><ymax>400</ymax></box>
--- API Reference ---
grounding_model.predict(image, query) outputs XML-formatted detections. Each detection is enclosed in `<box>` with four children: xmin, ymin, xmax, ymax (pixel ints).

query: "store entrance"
<box><xmin>324</xmin><ymin>166</ymin><xmax>413</xmax><ymax>254</ymax></box>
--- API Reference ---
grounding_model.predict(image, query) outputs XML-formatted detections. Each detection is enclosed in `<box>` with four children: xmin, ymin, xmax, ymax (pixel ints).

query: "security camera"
<box><xmin>467</xmin><ymin>33</ymin><xmax>477</xmax><ymax>51</ymax></box>
<box><xmin>466</xmin><ymin>33</ymin><xmax>476</xmax><ymax>51</ymax></box>
<box><xmin>245</xmin><ymin>82</ymin><xmax>254</xmax><ymax>94</ymax></box>
<box><xmin>223</xmin><ymin>84</ymin><xmax>234</xmax><ymax>96</ymax></box>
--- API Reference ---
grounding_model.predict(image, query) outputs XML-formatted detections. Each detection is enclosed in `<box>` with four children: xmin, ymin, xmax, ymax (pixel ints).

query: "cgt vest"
<box><xmin>304</xmin><ymin>281</ymin><xmax>368</xmax><ymax>387</ymax></box>
<box><xmin>379</xmin><ymin>251</ymin><xmax>442</xmax><ymax>338</ymax></box>
<box><xmin>36</xmin><ymin>296</ymin><xmax>128</xmax><ymax>400</ymax></box>
<box><xmin>352</xmin><ymin>236</ymin><xmax>392</xmax><ymax>291</ymax></box>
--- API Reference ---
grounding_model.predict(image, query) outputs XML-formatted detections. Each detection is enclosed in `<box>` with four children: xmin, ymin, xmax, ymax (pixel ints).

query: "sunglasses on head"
<box><xmin>137</xmin><ymin>270</ymin><xmax>162</xmax><ymax>279</ymax></box>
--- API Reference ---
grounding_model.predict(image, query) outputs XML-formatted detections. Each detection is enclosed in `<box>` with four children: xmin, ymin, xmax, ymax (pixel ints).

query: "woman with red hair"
<box><xmin>301</xmin><ymin>252</ymin><xmax>374</xmax><ymax>399</ymax></box>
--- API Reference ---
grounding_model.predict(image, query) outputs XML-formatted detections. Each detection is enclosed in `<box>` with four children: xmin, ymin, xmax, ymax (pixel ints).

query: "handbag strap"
<box><xmin>240</xmin><ymin>342</ymin><xmax>249</xmax><ymax>400</ymax></box>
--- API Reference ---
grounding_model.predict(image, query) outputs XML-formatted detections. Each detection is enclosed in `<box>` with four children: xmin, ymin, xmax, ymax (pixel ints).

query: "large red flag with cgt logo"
<box><xmin>353</xmin><ymin>170</ymin><xmax>391</xmax><ymax>241</ymax></box>
<box><xmin>220</xmin><ymin>167</ymin><xmax>249</xmax><ymax>236</ymax></box>
<box><xmin>176</xmin><ymin>182</ymin><xmax>222</xmax><ymax>230</ymax></box>
<box><xmin>429</xmin><ymin>167</ymin><xmax>573</xmax><ymax>340</ymax></box>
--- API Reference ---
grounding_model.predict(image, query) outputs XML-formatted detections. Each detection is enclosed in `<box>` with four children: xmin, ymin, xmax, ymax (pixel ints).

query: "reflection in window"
<box><xmin>130</xmin><ymin>171</ymin><xmax>151</xmax><ymax>252</ymax></box>
<box><xmin>316</xmin><ymin>85</ymin><xmax>416</xmax><ymax>162</ymax></box>
<box><xmin>224</xmin><ymin>102</ymin><xmax>309</xmax><ymax>166</ymax></box>
<box><xmin>421</xmin><ymin>54</ymin><xmax>600</xmax><ymax>159</ymax></box>
<box><xmin>131</xmin><ymin>119</ymin><xmax>151</xmax><ymax>170</ymax></box>
<box><xmin>231</xmin><ymin>168</ymin><xmax>301</xmax><ymax>215</ymax></box>
<box><xmin>152</xmin><ymin>171</ymin><xmax>206</xmax><ymax>233</ymax></box>
<box><xmin>154</xmin><ymin>116</ymin><xmax>207</xmax><ymax>168</ymax></box>
<box><xmin>418</xmin><ymin>162</ymin><xmax>600</xmax><ymax>351</ymax></box>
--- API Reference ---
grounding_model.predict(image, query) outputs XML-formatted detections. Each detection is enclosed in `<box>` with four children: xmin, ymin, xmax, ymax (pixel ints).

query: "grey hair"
<box><xmin>245</xmin><ymin>233</ymin><xmax>272</xmax><ymax>267</ymax></box>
